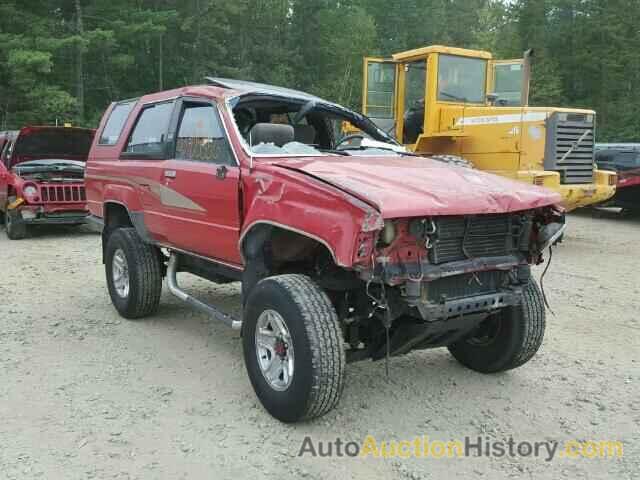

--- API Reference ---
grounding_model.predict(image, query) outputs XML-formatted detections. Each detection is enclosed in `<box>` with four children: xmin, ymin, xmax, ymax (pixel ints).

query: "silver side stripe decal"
<box><xmin>455</xmin><ymin>112</ymin><xmax>549</xmax><ymax>127</ymax></box>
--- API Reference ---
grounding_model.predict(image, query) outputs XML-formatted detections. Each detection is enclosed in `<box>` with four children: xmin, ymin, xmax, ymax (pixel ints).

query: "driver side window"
<box><xmin>175</xmin><ymin>103</ymin><xmax>235</xmax><ymax>165</ymax></box>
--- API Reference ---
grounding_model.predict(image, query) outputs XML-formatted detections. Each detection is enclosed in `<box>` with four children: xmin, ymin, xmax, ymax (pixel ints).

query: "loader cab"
<box><xmin>362</xmin><ymin>46</ymin><xmax>529</xmax><ymax>149</ymax></box>
<box><xmin>361</xmin><ymin>45</ymin><xmax>617</xmax><ymax>212</ymax></box>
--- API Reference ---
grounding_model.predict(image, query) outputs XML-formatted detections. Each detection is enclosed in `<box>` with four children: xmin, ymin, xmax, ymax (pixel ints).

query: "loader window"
<box><xmin>404</xmin><ymin>60</ymin><xmax>427</xmax><ymax>112</ymax></box>
<box><xmin>493</xmin><ymin>63</ymin><xmax>523</xmax><ymax>106</ymax></box>
<box><xmin>365</xmin><ymin>62</ymin><xmax>396</xmax><ymax>119</ymax></box>
<box><xmin>437</xmin><ymin>55</ymin><xmax>487</xmax><ymax>104</ymax></box>
<box><xmin>403</xmin><ymin>60</ymin><xmax>427</xmax><ymax>144</ymax></box>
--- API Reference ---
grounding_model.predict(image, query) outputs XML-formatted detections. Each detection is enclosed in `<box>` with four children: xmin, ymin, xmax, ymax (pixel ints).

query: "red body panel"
<box><xmin>155</xmin><ymin>159</ymin><xmax>242</xmax><ymax>264</ymax></box>
<box><xmin>618</xmin><ymin>168</ymin><xmax>640</xmax><ymax>189</ymax></box>
<box><xmin>86</xmin><ymin>85</ymin><xmax>561</xmax><ymax>270</ymax></box>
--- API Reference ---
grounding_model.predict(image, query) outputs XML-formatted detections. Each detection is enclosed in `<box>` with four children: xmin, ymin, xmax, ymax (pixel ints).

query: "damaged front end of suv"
<box><xmin>345</xmin><ymin>206</ymin><xmax>564</xmax><ymax>367</ymax></box>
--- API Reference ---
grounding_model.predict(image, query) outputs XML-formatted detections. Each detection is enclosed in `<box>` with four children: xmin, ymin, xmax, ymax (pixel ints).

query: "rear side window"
<box><xmin>125</xmin><ymin>102</ymin><xmax>174</xmax><ymax>156</ymax></box>
<box><xmin>175</xmin><ymin>103</ymin><xmax>235</xmax><ymax>165</ymax></box>
<box><xmin>99</xmin><ymin>101</ymin><xmax>136</xmax><ymax>145</ymax></box>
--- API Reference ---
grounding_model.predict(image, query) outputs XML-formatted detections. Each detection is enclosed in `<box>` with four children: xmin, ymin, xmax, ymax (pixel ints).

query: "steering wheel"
<box><xmin>335</xmin><ymin>134</ymin><xmax>366</xmax><ymax>150</ymax></box>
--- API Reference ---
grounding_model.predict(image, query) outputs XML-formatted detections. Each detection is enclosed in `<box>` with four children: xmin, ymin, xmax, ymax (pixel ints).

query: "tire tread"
<box><xmin>106</xmin><ymin>227</ymin><xmax>162</xmax><ymax>319</ymax></box>
<box><xmin>448</xmin><ymin>279</ymin><xmax>546</xmax><ymax>373</ymax></box>
<box><xmin>254</xmin><ymin>274</ymin><xmax>345</xmax><ymax>421</ymax></box>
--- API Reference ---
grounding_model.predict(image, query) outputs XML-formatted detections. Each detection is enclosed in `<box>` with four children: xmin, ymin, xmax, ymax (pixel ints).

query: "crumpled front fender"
<box><xmin>240</xmin><ymin>166</ymin><xmax>381</xmax><ymax>268</ymax></box>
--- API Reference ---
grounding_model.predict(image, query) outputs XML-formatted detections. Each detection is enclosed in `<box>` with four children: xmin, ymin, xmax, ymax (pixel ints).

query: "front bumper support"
<box><xmin>413</xmin><ymin>289</ymin><xmax>522</xmax><ymax>321</ymax></box>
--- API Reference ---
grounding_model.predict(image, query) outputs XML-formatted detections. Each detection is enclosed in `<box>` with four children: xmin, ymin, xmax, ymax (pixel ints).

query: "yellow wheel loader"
<box><xmin>360</xmin><ymin>45</ymin><xmax>616</xmax><ymax>211</ymax></box>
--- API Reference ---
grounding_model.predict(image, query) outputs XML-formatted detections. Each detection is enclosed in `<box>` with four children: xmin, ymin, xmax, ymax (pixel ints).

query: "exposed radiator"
<box><xmin>428</xmin><ymin>214</ymin><xmax>524</xmax><ymax>264</ymax></box>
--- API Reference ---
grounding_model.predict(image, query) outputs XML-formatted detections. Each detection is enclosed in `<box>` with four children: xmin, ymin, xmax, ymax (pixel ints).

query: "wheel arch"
<box><xmin>238</xmin><ymin>221</ymin><xmax>345</xmax><ymax>307</ymax></box>
<box><xmin>101</xmin><ymin>201</ymin><xmax>153</xmax><ymax>263</ymax></box>
<box><xmin>239</xmin><ymin>221</ymin><xmax>341</xmax><ymax>268</ymax></box>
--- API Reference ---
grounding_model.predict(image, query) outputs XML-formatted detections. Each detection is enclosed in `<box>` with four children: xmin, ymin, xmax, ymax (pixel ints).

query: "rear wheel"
<box><xmin>242</xmin><ymin>274</ymin><xmax>345</xmax><ymax>422</ymax></box>
<box><xmin>105</xmin><ymin>227</ymin><xmax>162</xmax><ymax>319</ymax></box>
<box><xmin>5</xmin><ymin>208</ymin><xmax>28</xmax><ymax>240</ymax></box>
<box><xmin>448</xmin><ymin>279</ymin><xmax>545</xmax><ymax>373</ymax></box>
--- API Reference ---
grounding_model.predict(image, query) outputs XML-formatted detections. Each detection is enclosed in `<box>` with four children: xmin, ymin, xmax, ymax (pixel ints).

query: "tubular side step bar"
<box><xmin>166</xmin><ymin>253</ymin><xmax>242</xmax><ymax>330</ymax></box>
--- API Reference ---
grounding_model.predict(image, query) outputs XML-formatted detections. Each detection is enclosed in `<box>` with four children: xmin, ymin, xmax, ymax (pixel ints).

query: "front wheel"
<box><xmin>448</xmin><ymin>279</ymin><xmax>546</xmax><ymax>373</ymax></box>
<box><xmin>5</xmin><ymin>208</ymin><xmax>28</xmax><ymax>240</ymax></box>
<box><xmin>242</xmin><ymin>275</ymin><xmax>346</xmax><ymax>422</ymax></box>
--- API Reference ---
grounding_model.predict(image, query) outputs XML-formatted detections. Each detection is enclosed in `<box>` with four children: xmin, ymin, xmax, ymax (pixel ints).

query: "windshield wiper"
<box><xmin>48</xmin><ymin>162</ymin><xmax>84</xmax><ymax>168</ymax></box>
<box><xmin>14</xmin><ymin>162</ymin><xmax>48</xmax><ymax>167</ymax></box>
<box><xmin>440</xmin><ymin>91</ymin><xmax>468</xmax><ymax>102</ymax></box>
<box><xmin>320</xmin><ymin>149</ymin><xmax>350</xmax><ymax>156</ymax></box>
<box><xmin>334</xmin><ymin>145</ymin><xmax>419</xmax><ymax>157</ymax></box>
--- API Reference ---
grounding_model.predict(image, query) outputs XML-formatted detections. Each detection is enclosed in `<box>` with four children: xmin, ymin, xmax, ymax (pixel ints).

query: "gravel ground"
<box><xmin>0</xmin><ymin>210</ymin><xmax>638</xmax><ymax>479</ymax></box>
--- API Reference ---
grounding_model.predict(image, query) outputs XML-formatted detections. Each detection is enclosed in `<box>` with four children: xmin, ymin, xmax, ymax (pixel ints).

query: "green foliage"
<box><xmin>0</xmin><ymin>0</ymin><xmax>638</xmax><ymax>141</ymax></box>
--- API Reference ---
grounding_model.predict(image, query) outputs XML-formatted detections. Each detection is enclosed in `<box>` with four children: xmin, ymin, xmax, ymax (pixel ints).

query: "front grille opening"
<box><xmin>428</xmin><ymin>214</ymin><xmax>524</xmax><ymax>264</ymax></box>
<box><xmin>427</xmin><ymin>271</ymin><xmax>507</xmax><ymax>302</ymax></box>
<box><xmin>33</xmin><ymin>184</ymin><xmax>86</xmax><ymax>204</ymax></box>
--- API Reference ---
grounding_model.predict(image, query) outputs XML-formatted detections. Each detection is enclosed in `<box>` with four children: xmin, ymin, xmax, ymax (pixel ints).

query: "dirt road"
<box><xmin>1</xmin><ymin>211</ymin><xmax>638</xmax><ymax>479</ymax></box>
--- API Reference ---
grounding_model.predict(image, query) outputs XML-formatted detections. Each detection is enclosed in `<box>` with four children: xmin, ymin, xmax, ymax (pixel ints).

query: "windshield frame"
<box><xmin>224</xmin><ymin>93</ymin><xmax>401</xmax><ymax>159</ymax></box>
<box><xmin>436</xmin><ymin>54</ymin><xmax>488</xmax><ymax>105</ymax></box>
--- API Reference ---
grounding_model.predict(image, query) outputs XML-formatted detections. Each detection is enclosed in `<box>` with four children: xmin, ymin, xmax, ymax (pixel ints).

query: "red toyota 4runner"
<box><xmin>86</xmin><ymin>79</ymin><xmax>565</xmax><ymax>422</ymax></box>
<box><xmin>0</xmin><ymin>126</ymin><xmax>95</xmax><ymax>239</ymax></box>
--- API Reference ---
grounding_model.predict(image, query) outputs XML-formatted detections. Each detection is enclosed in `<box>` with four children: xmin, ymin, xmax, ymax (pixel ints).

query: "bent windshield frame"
<box><xmin>226</xmin><ymin>93</ymin><xmax>400</xmax><ymax>159</ymax></box>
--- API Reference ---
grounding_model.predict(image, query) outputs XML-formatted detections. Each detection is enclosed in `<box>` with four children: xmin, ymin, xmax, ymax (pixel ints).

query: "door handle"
<box><xmin>164</xmin><ymin>170</ymin><xmax>177</xmax><ymax>179</ymax></box>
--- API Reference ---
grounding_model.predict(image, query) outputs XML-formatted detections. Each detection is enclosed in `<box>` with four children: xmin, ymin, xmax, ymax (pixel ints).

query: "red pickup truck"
<box><xmin>0</xmin><ymin>126</ymin><xmax>95</xmax><ymax>239</ymax></box>
<box><xmin>86</xmin><ymin>79</ymin><xmax>565</xmax><ymax>422</ymax></box>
